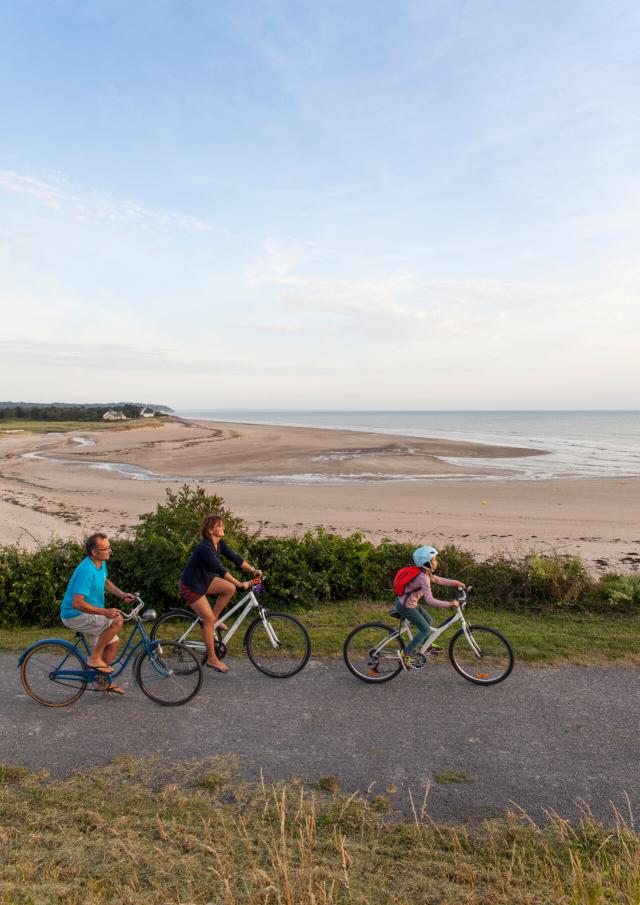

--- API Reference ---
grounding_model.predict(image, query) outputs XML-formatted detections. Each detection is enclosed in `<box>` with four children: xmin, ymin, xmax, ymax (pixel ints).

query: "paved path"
<box><xmin>2</xmin><ymin>652</ymin><xmax>638</xmax><ymax>824</ymax></box>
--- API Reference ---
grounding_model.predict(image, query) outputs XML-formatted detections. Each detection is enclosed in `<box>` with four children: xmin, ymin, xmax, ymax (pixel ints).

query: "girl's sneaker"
<box><xmin>398</xmin><ymin>651</ymin><xmax>412</xmax><ymax>671</ymax></box>
<box><xmin>427</xmin><ymin>643</ymin><xmax>443</xmax><ymax>656</ymax></box>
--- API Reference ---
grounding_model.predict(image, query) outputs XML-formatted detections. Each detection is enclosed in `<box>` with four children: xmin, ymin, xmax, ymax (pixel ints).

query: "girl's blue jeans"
<box><xmin>395</xmin><ymin>602</ymin><xmax>433</xmax><ymax>654</ymax></box>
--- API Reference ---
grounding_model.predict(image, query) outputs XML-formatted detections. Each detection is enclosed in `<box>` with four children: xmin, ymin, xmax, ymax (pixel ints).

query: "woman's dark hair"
<box><xmin>200</xmin><ymin>514</ymin><xmax>224</xmax><ymax>539</ymax></box>
<box><xmin>85</xmin><ymin>532</ymin><xmax>108</xmax><ymax>555</ymax></box>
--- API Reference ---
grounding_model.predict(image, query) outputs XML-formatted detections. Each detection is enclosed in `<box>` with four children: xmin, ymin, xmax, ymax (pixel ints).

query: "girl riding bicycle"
<box><xmin>395</xmin><ymin>545</ymin><xmax>465</xmax><ymax>671</ymax></box>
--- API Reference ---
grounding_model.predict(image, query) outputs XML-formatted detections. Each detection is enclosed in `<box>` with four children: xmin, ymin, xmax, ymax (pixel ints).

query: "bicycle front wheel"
<box><xmin>449</xmin><ymin>625</ymin><xmax>514</xmax><ymax>685</ymax></box>
<box><xmin>134</xmin><ymin>641</ymin><xmax>203</xmax><ymax>705</ymax></box>
<box><xmin>20</xmin><ymin>641</ymin><xmax>87</xmax><ymax>707</ymax></box>
<box><xmin>245</xmin><ymin>613</ymin><xmax>311</xmax><ymax>677</ymax></box>
<box><xmin>343</xmin><ymin>622</ymin><xmax>403</xmax><ymax>683</ymax></box>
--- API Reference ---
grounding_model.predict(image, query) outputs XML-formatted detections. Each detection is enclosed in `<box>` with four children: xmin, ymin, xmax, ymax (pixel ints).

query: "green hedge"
<box><xmin>1</xmin><ymin>485</ymin><xmax>639</xmax><ymax>627</ymax></box>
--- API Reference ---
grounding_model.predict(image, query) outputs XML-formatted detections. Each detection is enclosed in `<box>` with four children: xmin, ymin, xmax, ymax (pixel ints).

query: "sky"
<box><xmin>1</xmin><ymin>0</ymin><xmax>639</xmax><ymax>410</ymax></box>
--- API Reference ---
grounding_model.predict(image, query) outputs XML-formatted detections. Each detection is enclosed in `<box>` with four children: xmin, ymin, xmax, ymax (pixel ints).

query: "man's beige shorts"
<box><xmin>61</xmin><ymin>613</ymin><xmax>120</xmax><ymax>645</ymax></box>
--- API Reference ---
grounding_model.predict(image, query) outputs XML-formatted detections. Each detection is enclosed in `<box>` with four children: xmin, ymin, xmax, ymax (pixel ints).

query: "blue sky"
<box><xmin>1</xmin><ymin>0</ymin><xmax>639</xmax><ymax>409</ymax></box>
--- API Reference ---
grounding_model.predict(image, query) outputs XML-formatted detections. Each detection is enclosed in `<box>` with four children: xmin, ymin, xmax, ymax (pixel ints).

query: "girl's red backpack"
<box><xmin>393</xmin><ymin>566</ymin><xmax>421</xmax><ymax>596</ymax></box>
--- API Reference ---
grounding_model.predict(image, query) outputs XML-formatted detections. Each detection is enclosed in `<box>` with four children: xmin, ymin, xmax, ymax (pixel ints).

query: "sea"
<box><xmin>177</xmin><ymin>409</ymin><xmax>640</xmax><ymax>483</ymax></box>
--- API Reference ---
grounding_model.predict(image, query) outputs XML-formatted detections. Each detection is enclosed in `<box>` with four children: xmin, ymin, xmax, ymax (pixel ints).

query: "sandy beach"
<box><xmin>0</xmin><ymin>418</ymin><xmax>638</xmax><ymax>573</ymax></box>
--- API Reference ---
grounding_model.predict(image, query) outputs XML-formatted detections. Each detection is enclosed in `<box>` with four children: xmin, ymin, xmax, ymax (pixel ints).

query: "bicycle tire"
<box><xmin>245</xmin><ymin>613</ymin><xmax>311</xmax><ymax>678</ymax></box>
<box><xmin>20</xmin><ymin>641</ymin><xmax>88</xmax><ymax>707</ymax></box>
<box><xmin>150</xmin><ymin>609</ymin><xmax>225</xmax><ymax>669</ymax></box>
<box><xmin>448</xmin><ymin>625</ymin><xmax>514</xmax><ymax>685</ymax></box>
<box><xmin>134</xmin><ymin>641</ymin><xmax>203</xmax><ymax>706</ymax></box>
<box><xmin>343</xmin><ymin>622</ymin><xmax>404</xmax><ymax>683</ymax></box>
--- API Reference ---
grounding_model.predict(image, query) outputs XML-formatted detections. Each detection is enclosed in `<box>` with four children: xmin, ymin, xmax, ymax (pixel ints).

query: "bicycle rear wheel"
<box><xmin>343</xmin><ymin>623</ymin><xmax>403</xmax><ymax>683</ymax></box>
<box><xmin>448</xmin><ymin>625</ymin><xmax>514</xmax><ymax>685</ymax></box>
<box><xmin>20</xmin><ymin>641</ymin><xmax>87</xmax><ymax>707</ymax></box>
<box><xmin>134</xmin><ymin>641</ymin><xmax>203</xmax><ymax>705</ymax></box>
<box><xmin>245</xmin><ymin>613</ymin><xmax>311</xmax><ymax>677</ymax></box>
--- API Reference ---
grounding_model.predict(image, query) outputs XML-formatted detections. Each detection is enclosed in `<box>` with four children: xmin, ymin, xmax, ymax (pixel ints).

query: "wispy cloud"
<box><xmin>0</xmin><ymin>170</ymin><xmax>210</xmax><ymax>233</ymax></box>
<box><xmin>0</xmin><ymin>340</ymin><xmax>363</xmax><ymax>377</ymax></box>
<box><xmin>249</xmin><ymin>236</ymin><xmax>318</xmax><ymax>281</ymax></box>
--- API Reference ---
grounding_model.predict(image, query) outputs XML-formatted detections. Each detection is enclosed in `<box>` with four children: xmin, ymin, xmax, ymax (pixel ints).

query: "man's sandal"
<box><xmin>107</xmin><ymin>684</ymin><xmax>125</xmax><ymax>695</ymax></box>
<box><xmin>87</xmin><ymin>663</ymin><xmax>114</xmax><ymax>674</ymax></box>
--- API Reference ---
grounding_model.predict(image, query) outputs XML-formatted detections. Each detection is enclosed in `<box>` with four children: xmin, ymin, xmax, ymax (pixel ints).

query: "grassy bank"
<box><xmin>0</xmin><ymin>757</ymin><xmax>637</xmax><ymax>904</ymax></box>
<box><xmin>0</xmin><ymin>417</ymin><xmax>160</xmax><ymax>434</ymax></box>
<box><xmin>2</xmin><ymin>601</ymin><xmax>639</xmax><ymax>666</ymax></box>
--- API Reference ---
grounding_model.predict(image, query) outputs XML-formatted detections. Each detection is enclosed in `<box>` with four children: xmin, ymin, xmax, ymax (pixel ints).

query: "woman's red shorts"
<box><xmin>178</xmin><ymin>580</ymin><xmax>203</xmax><ymax>606</ymax></box>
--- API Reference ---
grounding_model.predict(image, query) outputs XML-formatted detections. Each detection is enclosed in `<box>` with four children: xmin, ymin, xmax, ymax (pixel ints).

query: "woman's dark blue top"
<box><xmin>180</xmin><ymin>539</ymin><xmax>244</xmax><ymax>595</ymax></box>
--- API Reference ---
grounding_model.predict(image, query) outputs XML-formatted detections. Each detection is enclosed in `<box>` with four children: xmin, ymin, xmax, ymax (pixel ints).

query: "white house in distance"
<box><xmin>103</xmin><ymin>410</ymin><xmax>127</xmax><ymax>421</ymax></box>
<box><xmin>140</xmin><ymin>407</ymin><xmax>155</xmax><ymax>418</ymax></box>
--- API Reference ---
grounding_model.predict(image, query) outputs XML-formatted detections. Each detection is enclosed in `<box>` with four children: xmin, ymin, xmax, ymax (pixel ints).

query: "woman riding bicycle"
<box><xmin>178</xmin><ymin>514</ymin><xmax>261</xmax><ymax>673</ymax></box>
<box><xmin>396</xmin><ymin>545</ymin><xmax>465</xmax><ymax>671</ymax></box>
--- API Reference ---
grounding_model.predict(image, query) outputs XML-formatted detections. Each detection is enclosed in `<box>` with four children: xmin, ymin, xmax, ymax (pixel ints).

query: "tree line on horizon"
<box><xmin>0</xmin><ymin>403</ymin><xmax>144</xmax><ymax>421</ymax></box>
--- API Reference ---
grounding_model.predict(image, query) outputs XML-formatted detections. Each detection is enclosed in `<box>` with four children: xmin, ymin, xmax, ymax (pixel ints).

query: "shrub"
<box><xmin>0</xmin><ymin>539</ymin><xmax>83</xmax><ymax>627</ymax></box>
<box><xmin>118</xmin><ymin>485</ymin><xmax>254</xmax><ymax>605</ymax></box>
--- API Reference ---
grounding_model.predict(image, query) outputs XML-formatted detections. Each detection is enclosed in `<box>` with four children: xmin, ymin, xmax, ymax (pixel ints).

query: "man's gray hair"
<box><xmin>85</xmin><ymin>532</ymin><xmax>108</xmax><ymax>555</ymax></box>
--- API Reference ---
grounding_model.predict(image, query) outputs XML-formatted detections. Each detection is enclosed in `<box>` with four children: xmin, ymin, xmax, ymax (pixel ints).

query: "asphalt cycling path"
<box><xmin>1</xmin><ymin>651</ymin><xmax>638</xmax><ymax>825</ymax></box>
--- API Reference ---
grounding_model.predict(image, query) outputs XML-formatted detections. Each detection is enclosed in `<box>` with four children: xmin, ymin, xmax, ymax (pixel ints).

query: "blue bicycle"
<box><xmin>18</xmin><ymin>596</ymin><xmax>203</xmax><ymax>707</ymax></box>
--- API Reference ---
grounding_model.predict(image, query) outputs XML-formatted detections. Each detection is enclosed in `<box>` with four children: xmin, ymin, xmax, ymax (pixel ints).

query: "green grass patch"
<box><xmin>299</xmin><ymin>601</ymin><xmax>640</xmax><ymax>666</ymax></box>
<box><xmin>435</xmin><ymin>771</ymin><xmax>475</xmax><ymax>784</ymax></box>
<box><xmin>3</xmin><ymin>602</ymin><xmax>640</xmax><ymax>665</ymax></box>
<box><xmin>0</xmin><ymin>417</ymin><xmax>157</xmax><ymax>434</ymax></box>
<box><xmin>0</xmin><ymin>757</ymin><xmax>638</xmax><ymax>904</ymax></box>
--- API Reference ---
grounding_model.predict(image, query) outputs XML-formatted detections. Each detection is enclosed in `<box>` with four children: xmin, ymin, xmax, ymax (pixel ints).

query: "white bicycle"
<box><xmin>150</xmin><ymin>579</ymin><xmax>311</xmax><ymax>678</ymax></box>
<box><xmin>343</xmin><ymin>587</ymin><xmax>514</xmax><ymax>685</ymax></box>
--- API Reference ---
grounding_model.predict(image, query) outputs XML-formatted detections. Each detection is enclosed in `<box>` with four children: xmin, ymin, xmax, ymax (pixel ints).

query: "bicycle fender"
<box><xmin>17</xmin><ymin>638</ymin><xmax>80</xmax><ymax>667</ymax></box>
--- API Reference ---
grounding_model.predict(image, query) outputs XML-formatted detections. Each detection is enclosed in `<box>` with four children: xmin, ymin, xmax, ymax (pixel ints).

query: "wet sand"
<box><xmin>0</xmin><ymin>419</ymin><xmax>638</xmax><ymax>573</ymax></box>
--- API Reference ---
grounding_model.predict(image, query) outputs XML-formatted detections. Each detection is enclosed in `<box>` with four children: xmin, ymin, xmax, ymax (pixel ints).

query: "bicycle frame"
<box><xmin>70</xmin><ymin>619</ymin><xmax>157</xmax><ymax>679</ymax></box>
<box><xmin>381</xmin><ymin>590</ymin><xmax>483</xmax><ymax>659</ymax></box>
<box><xmin>169</xmin><ymin>587</ymin><xmax>271</xmax><ymax>652</ymax></box>
<box><xmin>20</xmin><ymin>600</ymin><xmax>164</xmax><ymax>684</ymax></box>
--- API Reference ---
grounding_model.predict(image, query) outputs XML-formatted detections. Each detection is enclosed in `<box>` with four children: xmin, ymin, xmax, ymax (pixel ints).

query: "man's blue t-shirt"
<box><xmin>60</xmin><ymin>558</ymin><xmax>108</xmax><ymax>619</ymax></box>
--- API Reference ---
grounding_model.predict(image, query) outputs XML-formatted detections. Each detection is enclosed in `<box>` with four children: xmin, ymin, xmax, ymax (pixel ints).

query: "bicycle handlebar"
<box><xmin>119</xmin><ymin>596</ymin><xmax>145</xmax><ymax>620</ymax></box>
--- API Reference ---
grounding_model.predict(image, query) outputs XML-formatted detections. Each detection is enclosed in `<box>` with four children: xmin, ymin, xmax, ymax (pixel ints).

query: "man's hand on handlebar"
<box><xmin>104</xmin><ymin>607</ymin><xmax>124</xmax><ymax>620</ymax></box>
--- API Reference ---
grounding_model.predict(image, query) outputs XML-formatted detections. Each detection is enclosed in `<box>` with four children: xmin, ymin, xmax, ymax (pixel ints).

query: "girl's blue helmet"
<box><xmin>413</xmin><ymin>545</ymin><xmax>438</xmax><ymax>568</ymax></box>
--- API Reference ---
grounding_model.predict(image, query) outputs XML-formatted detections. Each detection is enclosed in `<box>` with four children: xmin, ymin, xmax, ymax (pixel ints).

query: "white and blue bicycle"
<box><xmin>343</xmin><ymin>587</ymin><xmax>514</xmax><ymax>685</ymax></box>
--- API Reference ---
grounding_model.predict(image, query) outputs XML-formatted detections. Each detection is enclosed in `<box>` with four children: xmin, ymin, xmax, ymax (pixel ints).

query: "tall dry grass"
<box><xmin>0</xmin><ymin>757</ymin><xmax>638</xmax><ymax>904</ymax></box>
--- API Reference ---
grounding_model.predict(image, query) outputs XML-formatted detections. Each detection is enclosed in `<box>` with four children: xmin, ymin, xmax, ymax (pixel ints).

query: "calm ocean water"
<box><xmin>178</xmin><ymin>410</ymin><xmax>640</xmax><ymax>482</ymax></box>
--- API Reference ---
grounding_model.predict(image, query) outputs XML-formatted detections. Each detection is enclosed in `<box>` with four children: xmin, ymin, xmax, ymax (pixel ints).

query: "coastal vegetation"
<box><xmin>0</xmin><ymin>402</ymin><xmax>173</xmax><ymax>431</ymax></box>
<box><xmin>0</xmin><ymin>756</ymin><xmax>637</xmax><ymax>904</ymax></box>
<box><xmin>0</xmin><ymin>486</ymin><xmax>638</xmax><ymax>652</ymax></box>
<box><xmin>0</xmin><ymin>403</ymin><xmax>143</xmax><ymax>421</ymax></box>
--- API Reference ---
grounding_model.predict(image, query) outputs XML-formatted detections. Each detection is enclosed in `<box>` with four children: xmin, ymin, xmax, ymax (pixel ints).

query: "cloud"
<box><xmin>0</xmin><ymin>170</ymin><xmax>210</xmax><ymax>233</ymax></box>
<box><xmin>248</xmin><ymin>236</ymin><xmax>318</xmax><ymax>281</ymax></box>
<box><xmin>0</xmin><ymin>339</ymin><xmax>364</xmax><ymax>377</ymax></box>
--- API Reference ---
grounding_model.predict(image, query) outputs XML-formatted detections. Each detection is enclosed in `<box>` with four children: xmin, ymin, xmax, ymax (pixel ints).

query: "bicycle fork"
<box><xmin>260</xmin><ymin>610</ymin><xmax>281</xmax><ymax>649</ymax></box>
<box><xmin>461</xmin><ymin>620</ymin><xmax>482</xmax><ymax>658</ymax></box>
